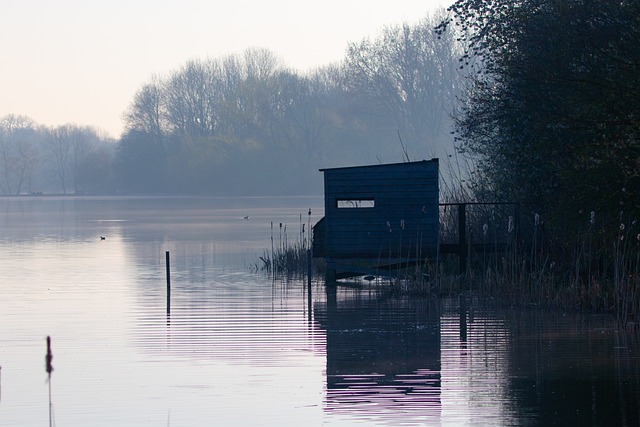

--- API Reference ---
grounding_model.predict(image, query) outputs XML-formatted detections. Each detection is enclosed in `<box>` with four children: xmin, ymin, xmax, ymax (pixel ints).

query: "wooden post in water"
<box><xmin>307</xmin><ymin>249</ymin><xmax>312</xmax><ymax>321</ymax></box>
<box><xmin>166</xmin><ymin>251</ymin><xmax>171</xmax><ymax>314</ymax></box>
<box><xmin>459</xmin><ymin>294</ymin><xmax>467</xmax><ymax>342</ymax></box>
<box><xmin>458</xmin><ymin>203</ymin><xmax>467</xmax><ymax>275</ymax></box>
<box><xmin>307</xmin><ymin>249</ymin><xmax>312</xmax><ymax>288</ymax></box>
<box><xmin>46</xmin><ymin>336</ymin><xmax>53</xmax><ymax>427</ymax></box>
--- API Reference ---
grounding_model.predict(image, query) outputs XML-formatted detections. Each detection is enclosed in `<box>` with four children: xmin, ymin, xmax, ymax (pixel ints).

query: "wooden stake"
<box><xmin>166</xmin><ymin>251</ymin><xmax>171</xmax><ymax>314</ymax></box>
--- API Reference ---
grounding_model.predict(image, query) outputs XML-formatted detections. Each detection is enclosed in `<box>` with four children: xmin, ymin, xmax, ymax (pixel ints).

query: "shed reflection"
<box><xmin>315</xmin><ymin>285</ymin><xmax>442</xmax><ymax>424</ymax></box>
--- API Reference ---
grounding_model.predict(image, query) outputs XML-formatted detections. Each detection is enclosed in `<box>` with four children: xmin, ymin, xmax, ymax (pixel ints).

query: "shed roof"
<box><xmin>319</xmin><ymin>158</ymin><xmax>438</xmax><ymax>173</ymax></box>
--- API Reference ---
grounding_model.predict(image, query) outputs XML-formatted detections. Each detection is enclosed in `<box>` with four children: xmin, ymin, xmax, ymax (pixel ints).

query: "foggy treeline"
<box><xmin>0</xmin><ymin>11</ymin><xmax>462</xmax><ymax>196</ymax></box>
<box><xmin>0</xmin><ymin>116</ymin><xmax>114</xmax><ymax>195</ymax></box>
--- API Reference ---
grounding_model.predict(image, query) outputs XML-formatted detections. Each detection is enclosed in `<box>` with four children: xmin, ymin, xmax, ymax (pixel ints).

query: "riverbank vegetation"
<box><xmin>258</xmin><ymin>213</ymin><xmax>326</xmax><ymax>278</ymax></box>
<box><xmin>435</xmin><ymin>0</ymin><xmax>640</xmax><ymax>323</ymax></box>
<box><xmin>370</xmin><ymin>0</ymin><xmax>640</xmax><ymax>323</ymax></box>
<box><xmin>433</xmin><ymin>207</ymin><xmax>640</xmax><ymax>326</ymax></box>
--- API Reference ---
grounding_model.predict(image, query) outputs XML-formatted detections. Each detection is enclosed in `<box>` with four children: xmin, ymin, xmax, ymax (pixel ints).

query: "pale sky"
<box><xmin>1</xmin><ymin>0</ymin><xmax>452</xmax><ymax>139</ymax></box>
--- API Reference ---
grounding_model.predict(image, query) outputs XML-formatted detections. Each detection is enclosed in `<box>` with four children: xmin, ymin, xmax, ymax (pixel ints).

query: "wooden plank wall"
<box><xmin>323</xmin><ymin>160</ymin><xmax>439</xmax><ymax>260</ymax></box>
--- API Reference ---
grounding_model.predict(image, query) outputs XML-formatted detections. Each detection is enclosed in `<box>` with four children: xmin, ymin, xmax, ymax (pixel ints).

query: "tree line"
<box><xmin>0</xmin><ymin>10</ymin><xmax>462</xmax><ymax>197</ymax></box>
<box><xmin>3</xmin><ymin>0</ymin><xmax>635</xmax><ymax>229</ymax></box>
<box><xmin>119</xmin><ymin>11</ymin><xmax>462</xmax><ymax>195</ymax></box>
<box><xmin>6</xmin><ymin>0</ymin><xmax>635</xmax><ymax>228</ymax></box>
<box><xmin>0</xmin><ymin>115</ymin><xmax>115</xmax><ymax>195</ymax></box>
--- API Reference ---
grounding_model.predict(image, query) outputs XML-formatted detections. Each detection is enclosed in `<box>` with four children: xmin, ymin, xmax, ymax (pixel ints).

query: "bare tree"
<box><xmin>343</xmin><ymin>10</ymin><xmax>462</xmax><ymax>159</ymax></box>
<box><xmin>47</xmin><ymin>125</ymin><xmax>72</xmax><ymax>193</ymax></box>
<box><xmin>69</xmin><ymin>126</ymin><xmax>99</xmax><ymax>194</ymax></box>
<box><xmin>0</xmin><ymin>129</ymin><xmax>15</xmax><ymax>194</ymax></box>
<box><xmin>164</xmin><ymin>59</ymin><xmax>224</xmax><ymax>138</ymax></box>
<box><xmin>47</xmin><ymin>124</ymin><xmax>106</xmax><ymax>194</ymax></box>
<box><xmin>243</xmin><ymin>47</ymin><xmax>282</xmax><ymax>81</ymax></box>
<box><xmin>0</xmin><ymin>115</ymin><xmax>40</xmax><ymax>194</ymax></box>
<box><xmin>12</xmin><ymin>137</ymin><xmax>39</xmax><ymax>194</ymax></box>
<box><xmin>124</xmin><ymin>77</ymin><xmax>165</xmax><ymax>137</ymax></box>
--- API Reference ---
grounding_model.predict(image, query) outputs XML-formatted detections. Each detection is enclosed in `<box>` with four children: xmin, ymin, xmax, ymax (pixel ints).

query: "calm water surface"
<box><xmin>0</xmin><ymin>196</ymin><xmax>638</xmax><ymax>426</ymax></box>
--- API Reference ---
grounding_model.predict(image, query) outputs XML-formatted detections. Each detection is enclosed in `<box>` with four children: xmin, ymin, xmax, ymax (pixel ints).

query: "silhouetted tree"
<box><xmin>440</xmin><ymin>0</ymin><xmax>640</xmax><ymax>225</ymax></box>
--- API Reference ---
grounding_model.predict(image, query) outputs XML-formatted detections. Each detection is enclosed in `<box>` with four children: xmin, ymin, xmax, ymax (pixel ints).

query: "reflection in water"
<box><xmin>316</xmin><ymin>288</ymin><xmax>640</xmax><ymax>426</ymax></box>
<box><xmin>133</xmin><ymin>277</ymin><xmax>326</xmax><ymax>366</ymax></box>
<box><xmin>506</xmin><ymin>309</ymin><xmax>640</xmax><ymax>426</ymax></box>
<box><xmin>1</xmin><ymin>196</ymin><xmax>639</xmax><ymax>426</ymax></box>
<box><xmin>317</xmin><ymin>286</ymin><xmax>442</xmax><ymax>425</ymax></box>
<box><xmin>315</xmin><ymin>288</ymin><xmax>518</xmax><ymax>425</ymax></box>
<box><xmin>440</xmin><ymin>297</ymin><xmax>518</xmax><ymax>426</ymax></box>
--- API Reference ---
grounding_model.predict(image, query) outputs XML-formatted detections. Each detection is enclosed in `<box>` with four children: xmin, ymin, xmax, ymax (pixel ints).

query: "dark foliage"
<box><xmin>439</xmin><ymin>0</ymin><xmax>640</xmax><ymax>229</ymax></box>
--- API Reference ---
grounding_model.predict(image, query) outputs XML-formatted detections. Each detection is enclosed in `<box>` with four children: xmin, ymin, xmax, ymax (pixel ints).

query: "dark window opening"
<box><xmin>337</xmin><ymin>199</ymin><xmax>375</xmax><ymax>208</ymax></box>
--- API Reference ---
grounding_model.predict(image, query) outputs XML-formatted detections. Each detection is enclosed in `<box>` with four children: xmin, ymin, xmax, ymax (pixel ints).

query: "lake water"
<box><xmin>0</xmin><ymin>196</ymin><xmax>638</xmax><ymax>426</ymax></box>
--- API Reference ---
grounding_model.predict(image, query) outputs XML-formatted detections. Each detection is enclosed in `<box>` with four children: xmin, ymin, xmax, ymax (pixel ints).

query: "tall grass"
<box><xmin>438</xmin><ymin>205</ymin><xmax>640</xmax><ymax>324</ymax></box>
<box><xmin>424</xmin><ymin>153</ymin><xmax>640</xmax><ymax>323</ymax></box>
<box><xmin>259</xmin><ymin>211</ymin><xmax>324</xmax><ymax>278</ymax></box>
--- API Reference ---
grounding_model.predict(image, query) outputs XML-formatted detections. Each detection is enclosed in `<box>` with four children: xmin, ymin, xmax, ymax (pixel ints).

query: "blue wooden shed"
<box><xmin>313</xmin><ymin>159</ymin><xmax>439</xmax><ymax>280</ymax></box>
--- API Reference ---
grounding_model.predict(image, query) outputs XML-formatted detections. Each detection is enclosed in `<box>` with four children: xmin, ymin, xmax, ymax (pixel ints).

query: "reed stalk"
<box><xmin>261</xmin><ymin>213</ymin><xmax>324</xmax><ymax>278</ymax></box>
<box><xmin>432</xmin><ymin>205</ymin><xmax>640</xmax><ymax>323</ymax></box>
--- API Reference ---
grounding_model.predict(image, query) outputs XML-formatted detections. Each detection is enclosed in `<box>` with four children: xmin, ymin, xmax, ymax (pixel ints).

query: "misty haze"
<box><xmin>0</xmin><ymin>13</ymin><xmax>461</xmax><ymax>198</ymax></box>
<box><xmin>1</xmin><ymin>1</ymin><xmax>640</xmax><ymax>426</ymax></box>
